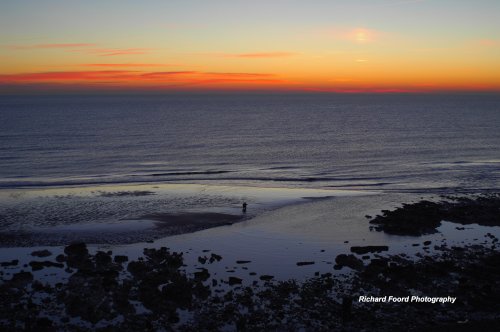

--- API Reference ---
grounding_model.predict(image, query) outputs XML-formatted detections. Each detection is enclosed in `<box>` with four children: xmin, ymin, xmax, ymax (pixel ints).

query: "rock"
<box><xmin>33</xmin><ymin>317</ymin><xmax>53</xmax><ymax>332</ymax></box>
<box><xmin>369</xmin><ymin>200</ymin><xmax>442</xmax><ymax>235</ymax></box>
<box><xmin>64</xmin><ymin>242</ymin><xmax>88</xmax><ymax>257</ymax></box>
<box><xmin>1</xmin><ymin>259</ymin><xmax>19</xmax><ymax>267</ymax></box>
<box><xmin>342</xmin><ymin>296</ymin><xmax>353</xmax><ymax>321</ymax></box>
<box><xmin>64</xmin><ymin>243</ymin><xmax>92</xmax><ymax>270</ymax></box>
<box><xmin>423</xmin><ymin>240</ymin><xmax>432</xmax><ymax>245</ymax></box>
<box><xmin>31</xmin><ymin>249</ymin><xmax>52</xmax><ymax>257</ymax></box>
<box><xmin>29</xmin><ymin>261</ymin><xmax>64</xmax><ymax>271</ymax></box>
<box><xmin>335</xmin><ymin>254</ymin><xmax>364</xmax><ymax>271</ymax></box>
<box><xmin>236</xmin><ymin>260</ymin><xmax>251</xmax><ymax>264</ymax></box>
<box><xmin>296</xmin><ymin>261</ymin><xmax>315</xmax><ymax>266</ymax></box>
<box><xmin>228</xmin><ymin>277</ymin><xmax>242</xmax><ymax>286</ymax></box>
<box><xmin>259</xmin><ymin>275</ymin><xmax>274</xmax><ymax>281</ymax></box>
<box><xmin>8</xmin><ymin>271</ymin><xmax>33</xmax><ymax>288</ymax></box>
<box><xmin>350</xmin><ymin>246</ymin><xmax>389</xmax><ymax>255</ymax></box>
<box><xmin>368</xmin><ymin>258</ymin><xmax>388</xmax><ymax>269</ymax></box>
<box><xmin>194</xmin><ymin>268</ymin><xmax>210</xmax><ymax>281</ymax></box>
<box><xmin>114</xmin><ymin>255</ymin><xmax>129</xmax><ymax>263</ymax></box>
<box><xmin>209</xmin><ymin>253</ymin><xmax>222</xmax><ymax>263</ymax></box>
<box><xmin>55</xmin><ymin>254</ymin><xmax>66</xmax><ymax>263</ymax></box>
<box><xmin>94</xmin><ymin>251</ymin><xmax>113</xmax><ymax>269</ymax></box>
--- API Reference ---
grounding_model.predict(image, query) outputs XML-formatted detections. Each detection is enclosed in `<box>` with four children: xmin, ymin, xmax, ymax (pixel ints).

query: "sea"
<box><xmin>1</xmin><ymin>93</ymin><xmax>500</xmax><ymax>192</ymax></box>
<box><xmin>1</xmin><ymin>93</ymin><xmax>500</xmax><ymax>280</ymax></box>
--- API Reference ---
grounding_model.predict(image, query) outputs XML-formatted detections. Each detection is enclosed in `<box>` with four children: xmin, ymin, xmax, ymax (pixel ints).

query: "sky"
<box><xmin>1</xmin><ymin>0</ymin><xmax>499</xmax><ymax>93</ymax></box>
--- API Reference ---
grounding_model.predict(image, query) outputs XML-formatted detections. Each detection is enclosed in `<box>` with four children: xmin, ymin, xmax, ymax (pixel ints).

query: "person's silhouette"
<box><xmin>242</xmin><ymin>202</ymin><xmax>247</xmax><ymax>213</ymax></box>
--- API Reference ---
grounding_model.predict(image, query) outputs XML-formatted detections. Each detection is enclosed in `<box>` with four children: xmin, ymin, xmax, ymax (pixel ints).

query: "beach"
<box><xmin>1</xmin><ymin>183</ymin><xmax>500</xmax><ymax>330</ymax></box>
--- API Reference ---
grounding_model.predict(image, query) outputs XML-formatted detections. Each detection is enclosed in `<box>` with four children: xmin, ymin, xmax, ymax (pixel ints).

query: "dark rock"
<box><xmin>114</xmin><ymin>255</ymin><xmax>129</xmax><ymax>263</ymax></box>
<box><xmin>55</xmin><ymin>254</ymin><xmax>66</xmax><ymax>263</ymax></box>
<box><xmin>236</xmin><ymin>260</ymin><xmax>251</xmax><ymax>264</ymax></box>
<box><xmin>210</xmin><ymin>253</ymin><xmax>222</xmax><ymax>263</ymax></box>
<box><xmin>296</xmin><ymin>261</ymin><xmax>315</xmax><ymax>266</ymax></box>
<box><xmin>370</xmin><ymin>195</ymin><xmax>500</xmax><ymax>236</ymax></box>
<box><xmin>31</xmin><ymin>249</ymin><xmax>52</xmax><ymax>257</ymax></box>
<box><xmin>33</xmin><ymin>317</ymin><xmax>53</xmax><ymax>332</ymax></box>
<box><xmin>194</xmin><ymin>268</ymin><xmax>210</xmax><ymax>281</ymax></box>
<box><xmin>228</xmin><ymin>277</ymin><xmax>242</xmax><ymax>286</ymax></box>
<box><xmin>369</xmin><ymin>200</ymin><xmax>442</xmax><ymax>235</ymax></box>
<box><xmin>259</xmin><ymin>275</ymin><xmax>274</xmax><ymax>281</ymax></box>
<box><xmin>350</xmin><ymin>246</ymin><xmax>389</xmax><ymax>255</ymax></box>
<box><xmin>64</xmin><ymin>242</ymin><xmax>88</xmax><ymax>257</ymax></box>
<box><xmin>64</xmin><ymin>243</ymin><xmax>92</xmax><ymax>270</ymax></box>
<box><xmin>8</xmin><ymin>271</ymin><xmax>33</xmax><ymax>288</ymax></box>
<box><xmin>342</xmin><ymin>296</ymin><xmax>353</xmax><ymax>321</ymax></box>
<box><xmin>335</xmin><ymin>254</ymin><xmax>364</xmax><ymax>270</ymax></box>
<box><xmin>1</xmin><ymin>259</ymin><xmax>19</xmax><ymax>267</ymax></box>
<box><xmin>94</xmin><ymin>251</ymin><xmax>113</xmax><ymax>269</ymax></box>
<box><xmin>423</xmin><ymin>240</ymin><xmax>432</xmax><ymax>245</ymax></box>
<box><xmin>29</xmin><ymin>261</ymin><xmax>64</xmax><ymax>271</ymax></box>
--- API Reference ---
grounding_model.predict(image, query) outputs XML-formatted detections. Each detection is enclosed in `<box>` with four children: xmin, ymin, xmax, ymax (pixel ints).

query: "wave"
<box><xmin>0</xmin><ymin>172</ymin><xmax>397</xmax><ymax>189</ymax></box>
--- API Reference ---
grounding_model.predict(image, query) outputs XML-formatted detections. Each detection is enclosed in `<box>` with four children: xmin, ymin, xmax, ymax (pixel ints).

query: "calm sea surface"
<box><xmin>1</xmin><ymin>93</ymin><xmax>500</xmax><ymax>192</ymax></box>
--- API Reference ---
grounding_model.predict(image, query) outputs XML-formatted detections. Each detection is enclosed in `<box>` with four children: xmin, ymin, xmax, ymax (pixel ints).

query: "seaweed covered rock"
<box><xmin>370</xmin><ymin>194</ymin><xmax>500</xmax><ymax>236</ymax></box>
<box><xmin>334</xmin><ymin>254</ymin><xmax>364</xmax><ymax>270</ymax></box>
<box><xmin>370</xmin><ymin>200</ymin><xmax>442</xmax><ymax>235</ymax></box>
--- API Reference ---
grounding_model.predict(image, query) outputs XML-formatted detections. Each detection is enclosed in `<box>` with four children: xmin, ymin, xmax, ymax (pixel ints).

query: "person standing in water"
<box><xmin>242</xmin><ymin>202</ymin><xmax>247</xmax><ymax>213</ymax></box>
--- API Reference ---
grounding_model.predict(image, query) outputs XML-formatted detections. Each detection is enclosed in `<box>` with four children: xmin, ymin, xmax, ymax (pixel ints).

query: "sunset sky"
<box><xmin>1</xmin><ymin>0</ymin><xmax>499</xmax><ymax>93</ymax></box>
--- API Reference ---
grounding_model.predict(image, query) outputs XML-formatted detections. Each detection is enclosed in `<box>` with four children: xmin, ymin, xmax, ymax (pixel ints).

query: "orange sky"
<box><xmin>1</xmin><ymin>1</ymin><xmax>500</xmax><ymax>93</ymax></box>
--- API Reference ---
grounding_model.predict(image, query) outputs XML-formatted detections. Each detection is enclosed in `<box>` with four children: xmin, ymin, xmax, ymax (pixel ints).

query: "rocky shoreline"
<box><xmin>370</xmin><ymin>194</ymin><xmax>500</xmax><ymax>235</ymax></box>
<box><xmin>1</xmin><ymin>194</ymin><xmax>500</xmax><ymax>331</ymax></box>
<box><xmin>1</xmin><ymin>235</ymin><xmax>499</xmax><ymax>331</ymax></box>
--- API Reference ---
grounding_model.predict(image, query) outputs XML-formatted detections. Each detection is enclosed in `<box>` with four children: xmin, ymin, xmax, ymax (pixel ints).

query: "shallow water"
<box><xmin>1</xmin><ymin>193</ymin><xmax>499</xmax><ymax>285</ymax></box>
<box><xmin>0</xmin><ymin>183</ymin><xmax>365</xmax><ymax>244</ymax></box>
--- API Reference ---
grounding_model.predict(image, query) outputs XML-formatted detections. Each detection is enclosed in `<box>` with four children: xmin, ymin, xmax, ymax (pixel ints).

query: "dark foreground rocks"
<box><xmin>1</xmin><ymin>241</ymin><xmax>500</xmax><ymax>331</ymax></box>
<box><xmin>370</xmin><ymin>194</ymin><xmax>500</xmax><ymax>235</ymax></box>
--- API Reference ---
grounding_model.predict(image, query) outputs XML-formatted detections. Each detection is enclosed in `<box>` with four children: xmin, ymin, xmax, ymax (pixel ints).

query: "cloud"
<box><xmin>0</xmin><ymin>70</ymin><xmax>282</xmax><ymax>87</ymax></box>
<box><xmin>226</xmin><ymin>52</ymin><xmax>297</xmax><ymax>58</ymax></box>
<box><xmin>0</xmin><ymin>71</ymin><xmax>139</xmax><ymax>82</ymax></box>
<box><xmin>9</xmin><ymin>43</ymin><xmax>96</xmax><ymax>50</ymax></box>
<box><xmin>86</xmin><ymin>48</ymin><xmax>151</xmax><ymax>56</ymax></box>
<box><xmin>196</xmin><ymin>52</ymin><xmax>297</xmax><ymax>58</ymax></box>
<box><xmin>81</xmin><ymin>63</ymin><xmax>175</xmax><ymax>67</ymax></box>
<box><xmin>140</xmin><ymin>71</ymin><xmax>198</xmax><ymax>78</ymax></box>
<box><xmin>9</xmin><ymin>43</ymin><xmax>152</xmax><ymax>56</ymax></box>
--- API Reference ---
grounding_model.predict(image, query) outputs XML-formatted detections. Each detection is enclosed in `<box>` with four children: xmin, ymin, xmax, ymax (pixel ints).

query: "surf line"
<box><xmin>358</xmin><ymin>295</ymin><xmax>457</xmax><ymax>304</ymax></box>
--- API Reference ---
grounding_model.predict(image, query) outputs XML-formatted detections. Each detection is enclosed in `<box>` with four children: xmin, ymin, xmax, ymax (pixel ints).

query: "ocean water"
<box><xmin>1</xmin><ymin>93</ymin><xmax>500</xmax><ymax>192</ymax></box>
